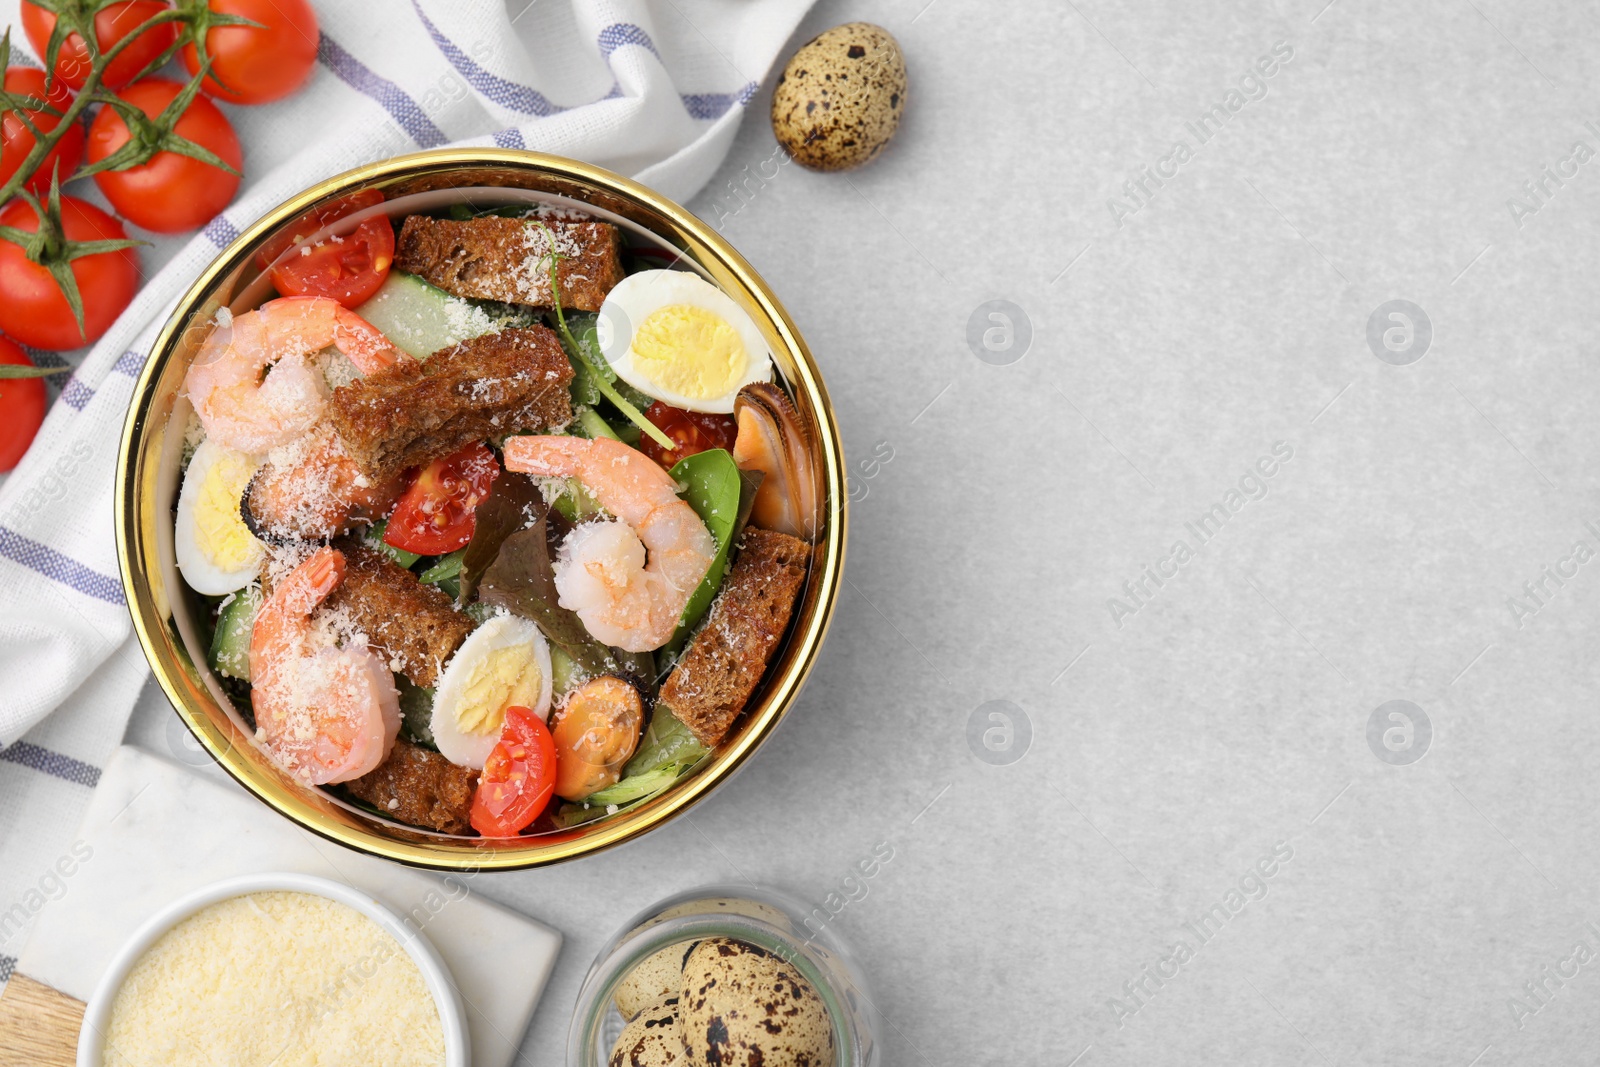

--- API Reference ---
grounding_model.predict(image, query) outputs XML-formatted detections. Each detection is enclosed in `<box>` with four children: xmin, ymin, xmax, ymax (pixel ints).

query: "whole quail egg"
<box><xmin>615</xmin><ymin>941</ymin><xmax>698</xmax><ymax>1021</ymax></box>
<box><xmin>771</xmin><ymin>23</ymin><xmax>906</xmax><ymax>172</ymax></box>
<box><xmin>680</xmin><ymin>938</ymin><xmax>834</xmax><ymax>1067</ymax></box>
<box><xmin>609</xmin><ymin>995</ymin><xmax>685</xmax><ymax>1067</ymax></box>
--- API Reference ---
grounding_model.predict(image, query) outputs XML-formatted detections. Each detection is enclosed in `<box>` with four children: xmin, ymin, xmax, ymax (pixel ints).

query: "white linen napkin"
<box><xmin>0</xmin><ymin>0</ymin><xmax>813</xmax><ymax>982</ymax></box>
<box><xmin>20</xmin><ymin>746</ymin><xmax>563</xmax><ymax>1067</ymax></box>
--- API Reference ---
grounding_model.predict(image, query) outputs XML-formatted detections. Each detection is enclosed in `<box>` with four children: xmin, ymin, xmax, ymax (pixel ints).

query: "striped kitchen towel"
<box><xmin>0</xmin><ymin>0</ymin><xmax>813</xmax><ymax>977</ymax></box>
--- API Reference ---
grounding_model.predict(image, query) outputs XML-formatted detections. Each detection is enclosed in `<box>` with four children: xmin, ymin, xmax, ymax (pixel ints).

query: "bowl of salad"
<box><xmin>115</xmin><ymin>149</ymin><xmax>845</xmax><ymax>870</ymax></box>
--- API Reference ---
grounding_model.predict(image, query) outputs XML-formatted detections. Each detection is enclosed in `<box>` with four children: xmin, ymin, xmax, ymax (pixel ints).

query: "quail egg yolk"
<box><xmin>195</xmin><ymin>451</ymin><xmax>262</xmax><ymax>573</ymax></box>
<box><xmin>452</xmin><ymin>644</ymin><xmax>543</xmax><ymax>737</ymax></box>
<box><xmin>630</xmin><ymin>304</ymin><xmax>747</xmax><ymax>401</ymax></box>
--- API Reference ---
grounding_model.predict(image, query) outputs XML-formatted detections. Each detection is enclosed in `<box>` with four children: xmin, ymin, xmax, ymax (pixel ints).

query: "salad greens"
<box><xmin>476</xmin><ymin>487</ymin><xmax>655</xmax><ymax>690</ymax></box>
<box><xmin>664</xmin><ymin>449</ymin><xmax>740</xmax><ymax>648</ymax></box>
<box><xmin>664</xmin><ymin>457</ymin><xmax>765</xmax><ymax>656</ymax></box>
<box><xmin>418</xmin><ymin>550</ymin><xmax>465</xmax><ymax>587</ymax></box>
<box><xmin>458</xmin><ymin>471</ymin><xmax>542</xmax><ymax>607</ymax></box>
<box><xmin>533</xmin><ymin>219</ymin><xmax>675</xmax><ymax>452</ymax></box>
<box><xmin>365</xmin><ymin>518</ymin><xmax>421</xmax><ymax>569</ymax></box>
<box><xmin>553</xmin><ymin>709</ymin><xmax>709</xmax><ymax>827</ymax></box>
<box><xmin>397</xmin><ymin>679</ymin><xmax>437</xmax><ymax>748</ymax></box>
<box><xmin>626</xmin><ymin>706</ymin><xmax>708</xmax><ymax>778</ymax></box>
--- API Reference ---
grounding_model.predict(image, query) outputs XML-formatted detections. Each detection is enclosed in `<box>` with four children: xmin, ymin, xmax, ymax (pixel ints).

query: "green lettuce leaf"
<box><xmin>665</xmin><ymin>450</ymin><xmax>739</xmax><ymax>645</ymax></box>
<box><xmin>476</xmin><ymin>493</ymin><xmax>655</xmax><ymax>690</ymax></box>
<box><xmin>659</xmin><ymin>457</ymin><xmax>763</xmax><ymax>659</ymax></box>
<box><xmin>624</xmin><ymin>707</ymin><xmax>707</xmax><ymax>778</ymax></box>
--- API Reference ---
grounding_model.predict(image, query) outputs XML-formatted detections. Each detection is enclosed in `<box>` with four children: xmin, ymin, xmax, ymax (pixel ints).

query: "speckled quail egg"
<box><xmin>430</xmin><ymin>614</ymin><xmax>552</xmax><ymax>769</ymax></box>
<box><xmin>771</xmin><ymin>23</ymin><xmax>907</xmax><ymax>172</ymax></box>
<box><xmin>680</xmin><ymin>939</ymin><xmax>834</xmax><ymax>1067</ymax></box>
<box><xmin>174</xmin><ymin>438</ymin><xmax>265</xmax><ymax>595</ymax></box>
<box><xmin>596</xmin><ymin>269</ymin><xmax>771</xmax><ymax>414</ymax></box>
<box><xmin>615</xmin><ymin>942</ymin><xmax>699</xmax><ymax>1020</ymax></box>
<box><xmin>609</xmin><ymin>995</ymin><xmax>686</xmax><ymax>1067</ymax></box>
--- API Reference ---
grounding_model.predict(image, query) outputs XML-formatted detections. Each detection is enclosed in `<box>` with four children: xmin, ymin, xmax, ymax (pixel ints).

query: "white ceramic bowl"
<box><xmin>76</xmin><ymin>872</ymin><xmax>469</xmax><ymax>1067</ymax></box>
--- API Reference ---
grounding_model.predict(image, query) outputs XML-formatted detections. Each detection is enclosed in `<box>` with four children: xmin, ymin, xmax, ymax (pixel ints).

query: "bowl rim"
<box><xmin>74</xmin><ymin>871</ymin><xmax>469</xmax><ymax>1067</ymax></box>
<box><xmin>115</xmin><ymin>148</ymin><xmax>847</xmax><ymax>870</ymax></box>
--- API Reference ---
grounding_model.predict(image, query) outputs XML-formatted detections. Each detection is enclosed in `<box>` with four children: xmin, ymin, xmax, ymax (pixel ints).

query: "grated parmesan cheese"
<box><xmin>103</xmin><ymin>890</ymin><xmax>445</xmax><ymax>1067</ymax></box>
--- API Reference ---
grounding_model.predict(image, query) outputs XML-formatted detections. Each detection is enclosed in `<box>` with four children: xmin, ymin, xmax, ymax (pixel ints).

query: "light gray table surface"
<box><xmin>127</xmin><ymin>0</ymin><xmax>1600</xmax><ymax>1062</ymax></box>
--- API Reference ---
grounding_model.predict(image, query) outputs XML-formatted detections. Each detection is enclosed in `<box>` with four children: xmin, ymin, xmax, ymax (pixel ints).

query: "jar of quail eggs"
<box><xmin>568</xmin><ymin>885</ymin><xmax>879</xmax><ymax>1067</ymax></box>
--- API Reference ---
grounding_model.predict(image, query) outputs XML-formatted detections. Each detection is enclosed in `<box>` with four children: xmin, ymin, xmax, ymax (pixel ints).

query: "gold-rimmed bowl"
<box><xmin>115</xmin><ymin>149</ymin><xmax>846</xmax><ymax>871</ymax></box>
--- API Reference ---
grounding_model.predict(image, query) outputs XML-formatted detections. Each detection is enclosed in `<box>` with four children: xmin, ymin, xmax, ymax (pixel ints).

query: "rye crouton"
<box><xmin>324</xmin><ymin>540</ymin><xmax>474</xmax><ymax>688</ymax></box>
<box><xmin>659</xmin><ymin>528</ymin><xmax>811</xmax><ymax>748</ymax></box>
<box><xmin>244</xmin><ymin>421</ymin><xmax>406</xmax><ymax>541</ymax></box>
<box><xmin>326</xmin><ymin>326</ymin><xmax>573</xmax><ymax>486</ymax></box>
<box><xmin>394</xmin><ymin>215</ymin><xmax>623</xmax><ymax>311</ymax></box>
<box><xmin>344</xmin><ymin>738</ymin><xmax>477</xmax><ymax>835</ymax></box>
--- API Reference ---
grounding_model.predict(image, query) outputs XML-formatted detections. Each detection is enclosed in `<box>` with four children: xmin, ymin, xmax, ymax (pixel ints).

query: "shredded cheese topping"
<box><xmin>103</xmin><ymin>891</ymin><xmax>445</xmax><ymax>1067</ymax></box>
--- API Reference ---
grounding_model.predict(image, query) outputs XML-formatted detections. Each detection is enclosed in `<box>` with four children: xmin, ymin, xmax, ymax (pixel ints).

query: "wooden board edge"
<box><xmin>0</xmin><ymin>975</ymin><xmax>83</xmax><ymax>1067</ymax></box>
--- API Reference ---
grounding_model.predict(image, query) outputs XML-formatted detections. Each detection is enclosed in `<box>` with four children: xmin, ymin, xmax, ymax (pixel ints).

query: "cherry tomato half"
<box><xmin>87</xmin><ymin>78</ymin><xmax>242</xmax><ymax>234</ymax></box>
<box><xmin>1</xmin><ymin>68</ymin><xmax>84</xmax><ymax>193</ymax></box>
<box><xmin>181</xmin><ymin>0</ymin><xmax>319</xmax><ymax>105</ymax></box>
<box><xmin>270</xmin><ymin>214</ymin><xmax>394</xmax><ymax>307</ymax></box>
<box><xmin>0</xmin><ymin>335</ymin><xmax>48</xmax><ymax>471</ymax></box>
<box><xmin>383</xmin><ymin>442</ymin><xmax>501</xmax><ymax>556</ymax></box>
<box><xmin>0</xmin><ymin>196</ymin><xmax>139</xmax><ymax>350</ymax></box>
<box><xmin>256</xmin><ymin>189</ymin><xmax>386</xmax><ymax>270</ymax></box>
<box><xmin>638</xmin><ymin>401</ymin><xmax>738</xmax><ymax>470</ymax></box>
<box><xmin>21</xmin><ymin>1</ymin><xmax>177</xmax><ymax>92</ymax></box>
<box><xmin>470</xmin><ymin>706</ymin><xmax>558</xmax><ymax>837</ymax></box>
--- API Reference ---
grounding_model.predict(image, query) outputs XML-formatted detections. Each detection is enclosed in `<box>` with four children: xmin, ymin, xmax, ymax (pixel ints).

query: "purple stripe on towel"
<box><xmin>0</xmin><ymin>526</ymin><xmax>125</xmax><ymax>604</ymax></box>
<box><xmin>682</xmin><ymin>83</ymin><xmax>759</xmax><ymax>121</ymax></box>
<box><xmin>598</xmin><ymin>23</ymin><xmax>661</xmax><ymax>62</ymax></box>
<box><xmin>492</xmin><ymin>127</ymin><xmax>527</xmax><ymax>150</ymax></box>
<box><xmin>412</xmin><ymin>2</ymin><xmax>562</xmax><ymax>117</ymax></box>
<box><xmin>202</xmin><ymin>215</ymin><xmax>241</xmax><ymax>248</ymax></box>
<box><xmin>60</xmin><ymin>377</ymin><xmax>94</xmax><ymax>411</ymax></box>
<box><xmin>317</xmin><ymin>31</ymin><xmax>447</xmax><ymax>148</ymax></box>
<box><xmin>0</xmin><ymin>741</ymin><xmax>101</xmax><ymax>787</ymax></box>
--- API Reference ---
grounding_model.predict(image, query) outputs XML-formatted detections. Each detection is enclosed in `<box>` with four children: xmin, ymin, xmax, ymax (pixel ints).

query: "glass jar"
<box><xmin>568</xmin><ymin>884</ymin><xmax>879</xmax><ymax>1067</ymax></box>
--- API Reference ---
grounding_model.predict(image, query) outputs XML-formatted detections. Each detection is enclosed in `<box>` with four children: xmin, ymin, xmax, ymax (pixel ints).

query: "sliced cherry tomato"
<box><xmin>0</xmin><ymin>335</ymin><xmax>48</xmax><ymax>471</ymax></box>
<box><xmin>470</xmin><ymin>706</ymin><xmax>558</xmax><ymax>837</ymax></box>
<box><xmin>256</xmin><ymin>189</ymin><xmax>386</xmax><ymax>270</ymax></box>
<box><xmin>0</xmin><ymin>196</ymin><xmax>139</xmax><ymax>350</ymax></box>
<box><xmin>181</xmin><ymin>0</ymin><xmax>319</xmax><ymax>105</ymax></box>
<box><xmin>270</xmin><ymin>214</ymin><xmax>394</xmax><ymax>307</ymax></box>
<box><xmin>1</xmin><ymin>68</ymin><xmax>84</xmax><ymax>193</ymax></box>
<box><xmin>638</xmin><ymin>401</ymin><xmax>738</xmax><ymax>470</ymax></box>
<box><xmin>87</xmin><ymin>78</ymin><xmax>242</xmax><ymax>234</ymax></box>
<box><xmin>21</xmin><ymin>1</ymin><xmax>178</xmax><ymax>92</ymax></box>
<box><xmin>383</xmin><ymin>443</ymin><xmax>501</xmax><ymax>555</ymax></box>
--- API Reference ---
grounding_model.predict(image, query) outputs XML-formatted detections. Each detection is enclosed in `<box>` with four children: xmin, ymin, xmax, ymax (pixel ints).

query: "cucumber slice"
<box><xmin>550</xmin><ymin>644</ymin><xmax>582</xmax><ymax>698</ymax></box>
<box><xmin>355</xmin><ymin>271</ymin><xmax>522</xmax><ymax>359</ymax></box>
<box><xmin>209</xmin><ymin>586</ymin><xmax>262</xmax><ymax>681</ymax></box>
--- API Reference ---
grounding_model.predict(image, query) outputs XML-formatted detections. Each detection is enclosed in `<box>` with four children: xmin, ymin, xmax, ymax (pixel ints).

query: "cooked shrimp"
<box><xmin>502</xmin><ymin>436</ymin><xmax>716</xmax><ymax>652</ymax></box>
<box><xmin>249</xmin><ymin>546</ymin><xmax>400</xmax><ymax>784</ymax></box>
<box><xmin>185</xmin><ymin>296</ymin><xmax>401</xmax><ymax>454</ymax></box>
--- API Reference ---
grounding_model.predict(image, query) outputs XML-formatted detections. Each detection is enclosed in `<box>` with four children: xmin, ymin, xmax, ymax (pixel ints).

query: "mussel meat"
<box><xmin>732</xmin><ymin>382</ymin><xmax>821</xmax><ymax>542</ymax></box>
